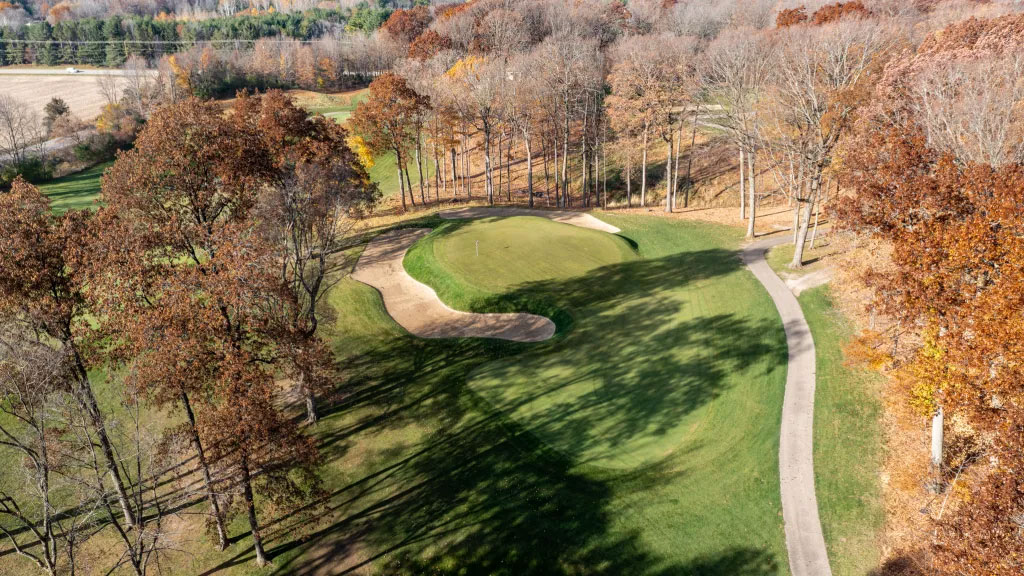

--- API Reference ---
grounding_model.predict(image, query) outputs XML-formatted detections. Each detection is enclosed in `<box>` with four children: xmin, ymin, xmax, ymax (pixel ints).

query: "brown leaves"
<box><xmin>0</xmin><ymin>178</ymin><xmax>85</xmax><ymax>342</ymax></box>
<box><xmin>841</xmin><ymin>121</ymin><xmax>1024</xmax><ymax>574</ymax></box>
<box><xmin>351</xmin><ymin>73</ymin><xmax>430</xmax><ymax>158</ymax></box>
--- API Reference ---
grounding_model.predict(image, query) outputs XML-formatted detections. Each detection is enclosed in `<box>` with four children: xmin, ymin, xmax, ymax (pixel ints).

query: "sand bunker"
<box><xmin>439</xmin><ymin>207</ymin><xmax>621</xmax><ymax>234</ymax></box>
<box><xmin>351</xmin><ymin>228</ymin><xmax>556</xmax><ymax>342</ymax></box>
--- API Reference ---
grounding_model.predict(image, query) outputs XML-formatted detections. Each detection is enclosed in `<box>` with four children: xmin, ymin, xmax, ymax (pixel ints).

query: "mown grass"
<box><xmin>260</xmin><ymin>212</ymin><xmax>789</xmax><ymax>574</ymax></box>
<box><xmin>767</xmin><ymin>242</ymin><xmax>885</xmax><ymax>576</ymax></box>
<box><xmin>301</xmin><ymin>88</ymin><xmax>368</xmax><ymax>119</ymax></box>
<box><xmin>39</xmin><ymin>161</ymin><xmax>112</xmax><ymax>214</ymax></box>
<box><xmin>1</xmin><ymin>213</ymin><xmax>794</xmax><ymax>576</ymax></box>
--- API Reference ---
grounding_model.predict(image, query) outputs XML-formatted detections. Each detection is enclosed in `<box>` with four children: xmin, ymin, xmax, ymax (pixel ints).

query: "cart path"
<box><xmin>741</xmin><ymin>235</ymin><xmax>832</xmax><ymax>576</ymax></box>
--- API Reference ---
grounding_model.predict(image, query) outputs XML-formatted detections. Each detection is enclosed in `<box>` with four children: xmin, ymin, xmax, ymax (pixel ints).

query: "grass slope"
<box><xmin>263</xmin><ymin>213</ymin><xmax>788</xmax><ymax>575</ymax></box>
<box><xmin>39</xmin><ymin>161</ymin><xmax>111</xmax><ymax>213</ymax></box>
<box><xmin>0</xmin><ymin>213</ymin><xmax>791</xmax><ymax>576</ymax></box>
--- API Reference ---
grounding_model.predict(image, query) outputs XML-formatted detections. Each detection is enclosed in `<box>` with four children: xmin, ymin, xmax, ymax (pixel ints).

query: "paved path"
<box><xmin>741</xmin><ymin>235</ymin><xmax>832</xmax><ymax>576</ymax></box>
<box><xmin>351</xmin><ymin>228</ymin><xmax>556</xmax><ymax>342</ymax></box>
<box><xmin>440</xmin><ymin>206</ymin><xmax>621</xmax><ymax>234</ymax></box>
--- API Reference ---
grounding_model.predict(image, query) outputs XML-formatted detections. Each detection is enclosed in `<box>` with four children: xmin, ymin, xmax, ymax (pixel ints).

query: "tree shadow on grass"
<box><xmin>198</xmin><ymin>235</ymin><xmax>786</xmax><ymax>575</ymax></box>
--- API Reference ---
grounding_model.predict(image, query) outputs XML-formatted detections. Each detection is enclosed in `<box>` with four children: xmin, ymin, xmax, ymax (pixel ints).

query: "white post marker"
<box><xmin>931</xmin><ymin>406</ymin><xmax>944</xmax><ymax>470</ymax></box>
<box><xmin>476</xmin><ymin>240</ymin><xmax>479</xmax><ymax>257</ymax></box>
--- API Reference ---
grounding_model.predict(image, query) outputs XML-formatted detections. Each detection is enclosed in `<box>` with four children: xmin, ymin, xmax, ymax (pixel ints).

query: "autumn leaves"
<box><xmin>0</xmin><ymin>91</ymin><xmax>377</xmax><ymax>571</ymax></box>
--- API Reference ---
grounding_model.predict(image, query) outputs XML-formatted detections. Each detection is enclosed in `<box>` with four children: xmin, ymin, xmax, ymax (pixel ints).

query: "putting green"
<box><xmin>406</xmin><ymin>215</ymin><xmax>786</xmax><ymax>470</ymax></box>
<box><xmin>426</xmin><ymin>216</ymin><xmax>636</xmax><ymax>292</ymax></box>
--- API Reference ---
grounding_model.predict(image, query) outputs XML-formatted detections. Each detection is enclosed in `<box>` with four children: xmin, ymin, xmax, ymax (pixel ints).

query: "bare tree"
<box><xmin>766</xmin><ymin>19</ymin><xmax>891</xmax><ymax>267</ymax></box>
<box><xmin>122</xmin><ymin>55</ymin><xmax>157</xmax><ymax>117</ymax></box>
<box><xmin>0</xmin><ymin>330</ymin><xmax>100</xmax><ymax>576</ymax></box>
<box><xmin>912</xmin><ymin>52</ymin><xmax>1024</xmax><ymax>167</ymax></box>
<box><xmin>95</xmin><ymin>74</ymin><xmax>121</xmax><ymax>107</ymax></box>
<box><xmin>703</xmin><ymin>27</ymin><xmax>775</xmax><ymax>237</ymax></box>
<box><xmin>0</xmin><ymin>95</ymin><xmax>42</xmax><ymax>166</ymax></box>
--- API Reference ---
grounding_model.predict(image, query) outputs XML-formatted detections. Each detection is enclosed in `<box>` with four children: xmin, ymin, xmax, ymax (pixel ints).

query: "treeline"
<box><xmin>0</xmin><ymin>7</ymin><xmax>348</xmax><ymax>66</ymax></box>
<box><xmin>157</xmin><ymin>32</ymin><xmax>401</xmax><ymax>97</ymax></box>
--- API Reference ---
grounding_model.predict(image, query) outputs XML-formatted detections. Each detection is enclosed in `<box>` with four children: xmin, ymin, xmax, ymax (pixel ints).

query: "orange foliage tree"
<box><xmin>382</xmin><ymin>5</ymin><xmax>433</xmax><ymax>44</ymax></box>
<box><xmin>839</xmin><ymin>13</ymin><xmax>1024</xmax><ymax>573</ymax></box>
<box><xmin>351</xmin><ymin>73</ymin><xmax>429</xmax><ymax>211</ymax></box>
<box><xmin>80</xmin><ymin>92</ymin><xmax>375</xmax><ymax>566</ymax></box>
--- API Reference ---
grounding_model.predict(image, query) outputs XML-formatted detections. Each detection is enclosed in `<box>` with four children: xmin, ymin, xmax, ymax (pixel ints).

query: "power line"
<box><xmin>0</xmin><ymin>38</ymin><xmax>357</xmax><ymax>45</ymax></box>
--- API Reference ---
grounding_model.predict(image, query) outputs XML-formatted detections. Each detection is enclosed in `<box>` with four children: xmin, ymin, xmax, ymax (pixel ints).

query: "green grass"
<box><xmin>39</xmin><ymin>161</ymin><xmax>111</xmax><ymax>213</ymax></box>
<box><xmin>0</xmin><ymin>213</ymin><xmax>793</xmax><ymax>576</ymax></box>
<box><xmin>766</xmin><ymin>242</ymin><xmax>884</xmax><ymax>576</ymax></box>
<box><xmin>257</xmin><ymin>212</ymin><xmax>789</xmax><ymax>575</ymax></box>
<box><xmin>367</xmin><ymin>148</ymin><xmax>437</xmax><ymax>201</ymax></box>
<box><xmin>303</xmin><ymin>89</ymin><xmax>368</xmax><ymax>118</ymax></box>
<box><xmin>800</xmin><ymin>286</ymin><xmax>884</xmax><ymax>576</ymax></box>
<box><xmin>405</xmin><ymin>216</ymin><xmax>637</xmax><ymax>305</ymax></box>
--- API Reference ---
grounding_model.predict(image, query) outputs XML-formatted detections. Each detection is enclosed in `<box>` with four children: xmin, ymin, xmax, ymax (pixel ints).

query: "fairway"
<box><xmin>39</xmin><ymin>161</ymin><xmax>111</xmax><ymax>213</ymax></box>
<box><xmin>282</xmin><ymin>212</ymin><xmax>791</xmax><ymax>574</ymax></box>
<box><xmin>407</xmin><ymin>215</ymin><xmax>787</xmax><ymax>470</ymax></box>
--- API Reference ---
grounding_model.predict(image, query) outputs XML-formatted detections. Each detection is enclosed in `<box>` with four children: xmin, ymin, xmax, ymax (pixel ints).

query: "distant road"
<box><xmin>0</xmin><ymin>67</ymin><xmax>157</xmax><ymax>77</ymax></box>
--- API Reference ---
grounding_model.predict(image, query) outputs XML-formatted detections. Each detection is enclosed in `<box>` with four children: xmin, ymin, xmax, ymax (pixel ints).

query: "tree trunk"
<box><xmin>602</xmin><ymin>134</ymin><xmax>607</xmax><ymax>210</ymax></box>
<box><xmin>497</xmin><ymin>130</ymin><xmax>503</xmax><ymax>202</ymax></box>
<box><xmin>561</xmin><ymin>114</ymin><xmax>569</xmax><ymax>207</ymax></box>
<box><xmin>931</xmin><ymin>406</ymin><xmax>944</xmax><ymax>481</ymax></box>
<box><xmin>484</xmin><ymin>122</ymin><xmax>493</xmax><ymax>204</ymax></box>
<box><xmin>433</xmin><ymin>141</ymin><xmax>441</xmax><ymax>203</ymax></box>
<box><xmin>450</xmin><ymin>147</ymin><xmax>457</xmax><ymax>200</ymax></box>
<box><xmin>794</xmin><ymin>161</ymin><xmax>805</xmax><ymax>244</ymax></box>
<box><xmin>395</xmin><ymin>148</ymin><xmax>407</xmax><ymax>211</ymax></box>
<box><xmin>506</xmin><ymin>131</ymin><xmax>513</xmax><ymax>202</ymax></box>
<box><xmin>626</xmin><ymin>152</ymin><xmax>632</xmax><ymax>208</ymax></box>
<box><xmin>673</xmin><ymin>120</ymin><xmax>682</xmax><ymax>211</ymax></box>
<box><xmin>685</xmin><ymin>106</ymin><xmax>699</xmax><ymax>208</ymax></box>
<box><xmin>303</xmin><ymin>377</ymin><xmax>317</xmax><ymax>425</ymax></box>
<box><xmin>746</xmin><ymin>149</ymin><xmax>756</xmax><ymax>239</ymax></box>
<box><xmin>542</xmin><ymin>139</ymin><xmax>551</xmax><ymax>206</ymax></box>
<box><xmin>739</xmin><ymin>148</ymin><xmax>745</xmax><ymax>220</ymax></box>
<box><xmin>580</xmin><ymin>99</ymin><xmax>589</xmax><ymax>207</ymax></box>
<box><xmin>551</xmin><ymin>128</ymin><xmax>559</xmax><ymax>207</ymax></box>
<box><xmin>640</xmin><ymin>122</ymin><xmax>648</xmax><ymax>207</ymax></box>
<box><xmin>664</xmin><ymin>137</ymin><xmax>672</xmax><ymax>213</ymax></box>
<box><xmin>182</xmin><ymin>392</ymin><xmax>228</xmax><ymax>551</ymax></box>
<box><xmin>415</xmin><ymin>142</ymin><xmax>425</xmax><ymax>205</ymax></box>
<box><xmin>241</xmin><ymin>455</ymin><xmax>267</xmax><ymax>567</ymax></box>
<box><xmin>72</xmin><ymin>363</ymin><xmax>136</xmax><ymax>529</ymax></box>
<box><xmin>810</xmin><ymin>177</ymin><xmax>825</xmax><ymax>250</ymax></box>
<box><xmin>404</xmin><ymin>161</ymin><xmax>415</xmax><ymax>206</ymax></box>
<box><xmin>790</xmin><ymin>173</ymin><xmax>818</xmax><ymax>269</ymax></box>
<box><xmin>525</xmin><ymin>134</ymin><xmax>533</xmax><ymax>208</ymax></box>
<box><xmin>581</xmin><ymin>143</ymin><xmax>588</xmax><ymax>207</ymax></box>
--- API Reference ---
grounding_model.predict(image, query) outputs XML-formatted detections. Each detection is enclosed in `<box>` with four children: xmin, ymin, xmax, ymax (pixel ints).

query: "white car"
<box><xmin>65</xmin><ymin>67</ymin><xmax>80</xmax><ymax>73</ymax></box>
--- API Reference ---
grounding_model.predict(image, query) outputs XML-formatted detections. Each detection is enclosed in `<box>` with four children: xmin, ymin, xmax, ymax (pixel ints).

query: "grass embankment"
<box><xmin>768</xmin><ymin>241</ymin><xmax>885</xmax><ymax>576</ymax></box>
<box><xmin>1</xmin><ymin>213</ymin><xmax>793</xmax><ymax>576</ymax></box>
<box><xmin>244</xmin><ymin>212</ymin><xmax>790</xmax><ymax>575</ymax></box>
<box><xmin>39</xmin><ymin>161</ymin><xmax>111</xmax><ymax>213</ymax></box>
